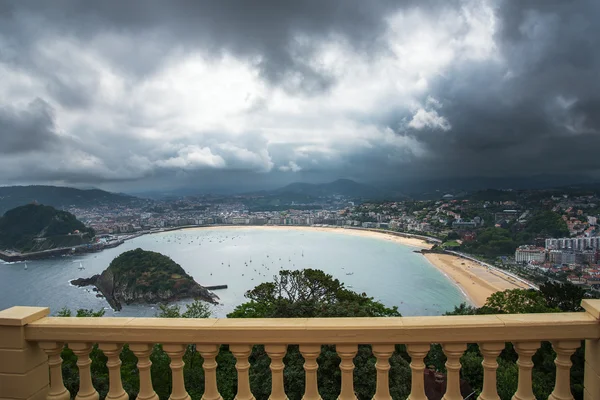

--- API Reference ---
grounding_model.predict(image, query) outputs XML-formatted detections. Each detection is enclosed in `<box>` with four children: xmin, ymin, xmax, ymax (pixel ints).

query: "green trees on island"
<box><xmin>108</xmin><ymin>248</ymin><xmax>196</xmax><ymax>293</ymax></box>
<box><xmin>57</xmin><ymin>272</ymin><xmax>589</xmax><ymax>400</ymax></box>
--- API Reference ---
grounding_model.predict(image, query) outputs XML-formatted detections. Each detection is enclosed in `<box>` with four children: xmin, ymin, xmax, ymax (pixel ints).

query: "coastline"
<box><xmin>423</xmin><ymin>253</ymin><xmax>531</xmax><ymax>307</ymax></box>
<box><xmin>173</xmin><ymin>225</ymin><xmax>531</xmax><ymax>307</ymax></box>
<box><xmin>178</xmin><ymin>225</ymin><xmax>432</xmax><ymax>249</ymax></box>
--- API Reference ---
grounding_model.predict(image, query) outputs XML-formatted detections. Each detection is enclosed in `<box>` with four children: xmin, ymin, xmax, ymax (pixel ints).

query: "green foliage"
<box><xmin>460</xmin><ymin>211</ymin><xmax>569</xmax><ymax>257</ymax></box>
<box><xmin>229</xmin><ymin>269</ymin><xmax>400</xmax><ymax>318</ymax></box>
<box><xmin>0</xmin><ymin>204</ymin><xmax>94</xmax><ymax>251</ymax></box>
<box><xmin>539</xmin><ymin>281</ymin><xmax>588</xmax><ymax>312</ymax></box>
<box><xmin>108</xmin><ymin>248</ymin><xmax>195</xmax><ymax>294</ymax></box>
<box><xmin>484</xmin><ymin>289</ymin><xmax>557</xmax><ymax>314</ymax></box>
<box><xmin>461</xmin><ymin>227</ymin><xmax>519</xmax><ymax>257</ymax></box>
<box><xmin>155</xmin><ymin>300</ymin><xmax>212</xmax><ymax>318</ymax></box>
<box><xmin>524</xmin><ymin>211</ymin><xmax>569</xmax><ymax>238</ymax></box>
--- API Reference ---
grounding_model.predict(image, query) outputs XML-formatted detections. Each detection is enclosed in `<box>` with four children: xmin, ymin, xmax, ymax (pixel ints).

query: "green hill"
<box><xmin>0</xmin><ymin>204</ymin><xmax>94</xmax><ymax>252</ymax></box>
<box><xmin>72</xmin><ymin>248</ymin><xmax>217</xmax><ymax>310</ymax></box>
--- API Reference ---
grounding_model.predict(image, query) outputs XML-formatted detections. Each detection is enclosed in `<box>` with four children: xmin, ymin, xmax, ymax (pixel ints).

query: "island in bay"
<box><xmin>72</xmin><ymin>248</ymin><xmax>218</xmax><ymax>311</ymax></box>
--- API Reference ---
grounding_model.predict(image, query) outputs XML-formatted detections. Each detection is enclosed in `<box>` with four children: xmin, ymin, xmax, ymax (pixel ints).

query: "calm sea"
<box><xmin>0</xmin><ymin>227</ymin><xmax>467</xmax><ymax>317</ymax></box>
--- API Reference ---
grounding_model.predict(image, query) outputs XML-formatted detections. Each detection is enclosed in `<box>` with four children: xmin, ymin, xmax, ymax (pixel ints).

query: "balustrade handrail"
<box><xmin>24</xmin><ymin>311</ymin><xmax>600</xmax><ymax>344</ymax></box>
<box><xmin>3</xmin><ymin>301</ymin><xmax>600</xmax><ymax>400</ymax></box>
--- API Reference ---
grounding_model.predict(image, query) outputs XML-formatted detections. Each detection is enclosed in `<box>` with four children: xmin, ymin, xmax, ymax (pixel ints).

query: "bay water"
<box><xmin>0</xmin><ymin>227</ymin><xmax>467</xmax><ymax>317</ymax></box>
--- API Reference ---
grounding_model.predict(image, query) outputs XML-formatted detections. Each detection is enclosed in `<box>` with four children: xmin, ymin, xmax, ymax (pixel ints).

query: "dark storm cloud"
<box><xmin>0</xmin><ymin>99</ymin><xmax>60</xmax><ymax>154</ymax></box>
<box><xmin>391</xmin><ymin>0</ymin><xmax>600</xmax><ymax>180</ymax></box>
<box><xmin>0</xmin><ymin>0</ymin><xmax>446</xmax><ymax>94</ymax></box>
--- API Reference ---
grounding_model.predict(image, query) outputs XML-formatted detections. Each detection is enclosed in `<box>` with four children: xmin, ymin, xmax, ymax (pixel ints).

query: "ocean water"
<box><xmin>0</xmin><ymin>227</ymin><xmax>467</xmax><ymax>317</ymax></box>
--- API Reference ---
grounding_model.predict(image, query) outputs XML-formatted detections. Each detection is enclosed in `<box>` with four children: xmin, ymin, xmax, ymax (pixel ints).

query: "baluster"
<box><xmin>336</xmin><ymin>344</ymin><xmax>358</xmax><ymax>400</ymax></box>
<box><xmin>38</xmin><ymin>342</ymin><xmax>70</xmax><ymax>400</ymax></box>
<box><xmin>163</xmin><ymin>344</ymin><xmax>191</xmax><ymax>400</ymax></box>
<box><xmin>98</xmin><ymin>344</ymin><xmax>129</xmax><ymax>400</ymax></box>
<box><xmin>441</xmin><ymin>343</ymin><xmax>466</xmax><ymax>400</ymax></box>
<box><xmin>265</xmin><ymin>344</ymin><xmax>288</xmax><ymax>400</ymax></box>
<box><xmin>512</xmin><ymin>342</ymin><xmax>540</xmax><ymax>400</ymax></box>
<box><xmin>69</xmin><ymin>343</ymin><xmax>100</xmax><ymax>400</ymax></box>
<box><xmin>198</xmin><ymin>344</ymin><xmax>223</xmax><ymax>400</ymax></box>
<box><xmin>478</xmin><ymin>342</ymin><xmax>504</xmax><ymax>400</ymax></box>
<box><xmin>230</xmin><ymin>344</ymin><xmax>255</xmax><ymax>400</ymax></box>
<box><xmin>406</xmin><ymin>344</ymin><xmax>430</xmax><ymax>400</ymax></box>
<box><xmin>299</xmin><ymin>344</ymin><xmax>322</xmax><ymax>400</ymax></box>
<box><xmin>372</xmin><ymin>344</ymin><xmax>393</xmax><ymax>400</ymax></box>
<box><xmin>129</xmin><ymin>344</ymin><xmax>159</xmax><ymax>400</ymax></box>
<box><xmin>549</xmin><ymin>341</ymin><xmax>581</xmax><ymax>400</ymax></box>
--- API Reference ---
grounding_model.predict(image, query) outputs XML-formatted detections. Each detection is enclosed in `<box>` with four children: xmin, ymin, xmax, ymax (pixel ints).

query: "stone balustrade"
<box><xmin>1</xmin><ymin>300</ymin><xmax>600</xmax><ymax>400</ymax></box>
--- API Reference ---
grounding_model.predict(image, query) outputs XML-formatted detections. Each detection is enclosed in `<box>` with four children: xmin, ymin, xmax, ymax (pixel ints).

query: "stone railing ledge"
<box><xmin>0</xmin><ymin>306</ymin><xmax>49</xmax><ymax>326</ymax></box>
<box><xmin>0</xmin><ymin>306</ymin><xmax>50</xmax><ymax>400</ymax></box>
<box><xmin>582</xmin><ymin>299</ymin><xmax>600</xmax><ymax>319</ymax></box>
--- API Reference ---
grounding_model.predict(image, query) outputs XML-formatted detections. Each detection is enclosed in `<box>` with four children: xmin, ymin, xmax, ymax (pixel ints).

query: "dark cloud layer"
<box><xmin>0</xmin><ymin>99</ymin><xmax>59</xmax><ymax>154</ymax></box>
<box><xmin>1</xmin><ymin>0</ymin><xmax>599</xmax><ymax>191</ymax></box>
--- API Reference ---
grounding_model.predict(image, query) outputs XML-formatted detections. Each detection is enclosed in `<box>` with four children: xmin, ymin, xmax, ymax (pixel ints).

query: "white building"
<box><xmin>546</xmin><ymin>237</ymin><xmax>600</xmax><ymax>251</ymax></box>
<box><xmin>515</xmin><ymin>246</ymin><xmax>546</xmax><ymax>263</ymax></box>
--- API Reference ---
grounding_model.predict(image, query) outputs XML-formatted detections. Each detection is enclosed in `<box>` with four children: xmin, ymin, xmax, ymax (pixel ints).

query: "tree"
<box><xmin>483</xmin><ymin>289</ymin><xmax>557</xmax><ymax>314</ymax></box>
<box><xmin>155</xmin><ymin>299</ymin><xmax>212</xmax><ymax>318</ymax></box>
<box><xmin>230</xmin><ymin>269</ymin><xmax>400</xmax><ymax>319</ymax></box>
<box><xmin>539</xmin><ymin>282</ymin><xmax>588</xmax><ymax>312</ymax></box>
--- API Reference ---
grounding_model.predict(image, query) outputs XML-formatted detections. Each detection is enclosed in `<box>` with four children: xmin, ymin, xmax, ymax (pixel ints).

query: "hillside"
<box><xmin>0</xmin><ymin>185</ymin><xmax>140</xmax><ymax>214</ymax></box>
<box><xmin>0</xmin><ymin>204</ymin><xmax>94</xmax><ymax>253</ymax></box>
<box><xmin>274</xmin><ymin>179</ymin><xmax>384</xmax><ymax>198</ymax></box>
<box><xmin>71</xmin><ymin>248</ymin><xmax>217</xmax><ymax>310</ymax></box>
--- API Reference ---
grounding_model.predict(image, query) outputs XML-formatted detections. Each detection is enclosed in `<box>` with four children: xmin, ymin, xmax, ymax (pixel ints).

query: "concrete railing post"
<box><xmin>0</xmin><ymin>306</ymin><xmax>50</xmax><ymax>400</ymax></box>
<box><xmin>582</xmin><ymin>299</ymin><xmax>600</xmax><ymax>400</ymax></box>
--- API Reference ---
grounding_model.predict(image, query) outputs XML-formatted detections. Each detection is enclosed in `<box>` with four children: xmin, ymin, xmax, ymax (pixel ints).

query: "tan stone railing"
<box><xmin>2</xmin><ymin>300</ymin><xmax>600</xmax><ymax>400</ymax></box>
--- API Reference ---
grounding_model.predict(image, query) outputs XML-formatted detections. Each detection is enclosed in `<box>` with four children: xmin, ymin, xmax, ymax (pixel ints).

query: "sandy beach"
<box><xmin>423</xmin><ymin>253</ymin><xmax>531</xmax><ymax>307</ymax></box>
<box><xmin>181</xmin><ymin>225</ymin><xmax>530</xmax><ymax>307</ymax></box>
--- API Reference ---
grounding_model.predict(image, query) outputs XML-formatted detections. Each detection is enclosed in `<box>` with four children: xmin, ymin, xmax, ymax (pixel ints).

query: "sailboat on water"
<box><xmin>24</xmin><ymin>262</ymin><xmax>28</xmax><ymax>270</ymax></box>
<box><xmin>79</xmin><ymin>262</ymin><xmax>85</xmax><ymax>270</ymax></box>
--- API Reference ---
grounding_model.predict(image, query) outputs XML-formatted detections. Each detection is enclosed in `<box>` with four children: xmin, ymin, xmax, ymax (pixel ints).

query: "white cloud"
<box><xmin>279</xmin><ymin>161</ymin><xmax>302</xmax><ymax>172</ymax></box>
<box><xmin>155</xmin><ymin>146</ymin><xmax>226</xmax><ymax>169</ymax></box>
<box><xmin>408</xmin><ymin>109</ymin><xmax>452</xmax><ymax>131</ymax></box>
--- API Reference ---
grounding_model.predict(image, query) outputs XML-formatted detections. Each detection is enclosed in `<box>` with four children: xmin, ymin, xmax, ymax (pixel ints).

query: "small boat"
<box><xmin>24</xmin><ymin>263</ymin><xmax>28</xmax><ymax>270</ymax></box>
<box><xmin>346</xmin><ymin>272</ymin><xmax>353</xmax><ymax>276</ymax></box>
<box><xmin>79</xmin><ymin>262</ymin><xmax>85</xmax><ymax>270</ymax></box>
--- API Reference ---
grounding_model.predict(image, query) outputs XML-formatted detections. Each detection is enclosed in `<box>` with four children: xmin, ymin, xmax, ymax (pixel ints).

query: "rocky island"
<box><xmin>71</xmin><ymin>248</ymin><xmax>218</xmax><ymax>311</ymax></box>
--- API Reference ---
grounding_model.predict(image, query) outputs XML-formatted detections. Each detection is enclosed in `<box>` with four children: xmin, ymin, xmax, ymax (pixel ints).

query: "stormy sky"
<box><xmin>1</xmin><ymin>0</ymin><xmax>599</xmax><ymax>193</ymax></box>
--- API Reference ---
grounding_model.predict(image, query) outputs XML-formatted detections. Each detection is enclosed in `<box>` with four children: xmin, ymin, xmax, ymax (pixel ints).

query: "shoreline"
<box><xmin>160</xmin><ymin>225</ymin><xmax>532</xmax><ymax>307</ymax></box>
<box><xmin>423</xmin><ymin>253</ymin><xmax>532</xmax><ymax>307</ymax></box>
<box><xmin>172</xmin><ymin>225</ymin><xmax>433</xmax><ymax>249</ymax></box>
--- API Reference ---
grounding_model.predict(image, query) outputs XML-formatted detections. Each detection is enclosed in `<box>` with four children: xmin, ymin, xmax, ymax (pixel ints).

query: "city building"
<box><xmin>515</xmin><ymin>245</ymin><xmax>546</xmax><ymax>263</ymax></box>
<box><xmin>545</xmin><ymin>237</ymin><xmax>600</xmax><ymax>251</ymax></box>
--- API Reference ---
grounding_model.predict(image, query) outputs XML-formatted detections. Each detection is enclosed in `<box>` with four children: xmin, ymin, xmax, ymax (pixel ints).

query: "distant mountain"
<box><xmin>274</xmin><ymin>179</ymin><xmax>386</xmax><ymax>198</ymax></box>
<box><xmin>0</xmin><ymin>185</ymin><xmax>141</xmax><ymax>214</ymax></box>
<box><xmin>0</xmin><ymin>204</ymin><xmax>94</xmax><ymax>253</ymax></box>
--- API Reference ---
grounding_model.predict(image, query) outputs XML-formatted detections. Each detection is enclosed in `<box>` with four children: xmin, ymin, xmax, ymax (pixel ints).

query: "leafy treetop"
<box><xmin>228</xmin><ymin>268</ymin><xmax>400</xmax><ymax>318</ymax></box>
